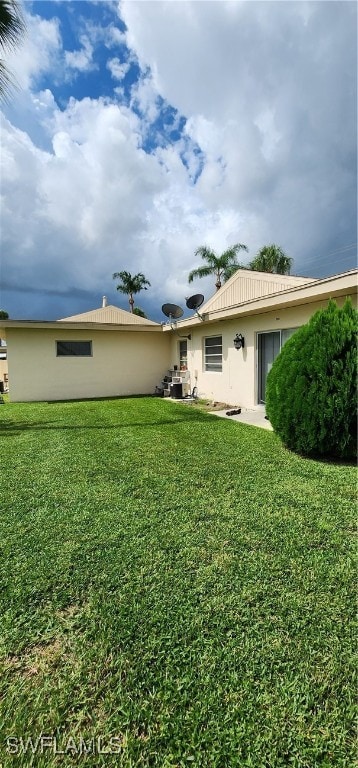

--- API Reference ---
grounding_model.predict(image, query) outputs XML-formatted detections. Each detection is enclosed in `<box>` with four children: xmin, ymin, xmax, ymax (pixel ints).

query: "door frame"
<box><xmin>256</xmin><ymin>327</ymin><xmax>299</xmax><ymax>404</ymax></box>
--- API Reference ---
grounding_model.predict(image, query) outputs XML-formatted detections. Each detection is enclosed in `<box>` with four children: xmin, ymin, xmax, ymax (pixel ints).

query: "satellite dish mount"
<box><xmin>161</xmin><ymin>303</ymin><xmax>184</xmax><ymax>329</ymax></box>
<box><xmin>185</xmin><ymin>294</ymin><xmax>205</xmax><ymax>321</ymax></box>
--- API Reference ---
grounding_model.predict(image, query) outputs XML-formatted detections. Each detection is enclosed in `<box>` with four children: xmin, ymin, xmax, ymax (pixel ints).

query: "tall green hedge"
<box><xmin>266</xmin><ymin>299</ymin><xmax>357</xmax><ymax>458</ymax></box>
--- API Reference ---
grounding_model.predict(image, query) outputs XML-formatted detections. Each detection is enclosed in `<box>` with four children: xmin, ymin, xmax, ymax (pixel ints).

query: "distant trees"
<box><xmin>248</xmin><ymin>244</ymin><xmax>293</xmax><ymax>275</ymax></box>
<box><xmin>112</xmin><ymin>270</ymin><xmax>151</xmax><ymax>313</ymax></box>
<box><xmin>0</xmin><ymin>0</ymin><xmax>26</xmax><ymax>101</ymax></box>
<box><xmin>188</xmin><ymin>244</ymin><xmax>248</xmax><ymax>291</ymax></box>
<box><xmin>0</xmin><ymin>310</ymin><xmax>9</xmax><ymax>319</ymax></box>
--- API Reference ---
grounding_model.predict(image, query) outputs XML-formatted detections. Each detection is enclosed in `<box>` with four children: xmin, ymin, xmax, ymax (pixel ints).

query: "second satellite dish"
<box><xmin>186</xmin><ymin>294</ymin><xmax>204</xmax><ymax>311</ymax></box>
<box><xmin>162</xmin><ymin>303</ymin><xmax>184</xmax><ymax>320</ymax></box>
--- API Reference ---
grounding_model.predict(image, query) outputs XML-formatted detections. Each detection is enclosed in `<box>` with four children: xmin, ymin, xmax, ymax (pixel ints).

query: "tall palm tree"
<box><xmin>248</xmin><ymin>244</ymin><xmax>293</xmax><ymax>275</ymax></box>
<box><xmin>112</xmin><ymin>270</ymin><xmax>151</xmax><ymax>313</ymax></box>
<box><xmin>188</xmin><ymin>243</ymin><xmax>248</xmax><ymax>292</ymax></box>
<box><xmin>0</xmin><ymin>0</ymin><xmax>26</xmax><ymax>102</ymax></box>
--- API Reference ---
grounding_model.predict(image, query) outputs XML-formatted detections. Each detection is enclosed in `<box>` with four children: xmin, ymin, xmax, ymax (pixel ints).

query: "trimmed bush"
<box><xmin>266</xmin><ymin>300</ymin><xmax>357</xmax><ymax>458</ymax></box>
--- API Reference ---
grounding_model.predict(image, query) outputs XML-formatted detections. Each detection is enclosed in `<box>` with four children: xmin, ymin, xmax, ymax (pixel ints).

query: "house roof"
<box><xmin>171</xmin><ymin>268</ymin><xmax>358</xmax><ymax>329</ymax></box>
<box><xmin>200</xmin><ymin>269</ymin><xmax>316</xmax><ymax>315</ymax></box>
<box><xmin>58</xmin><ymin>304</ymin><xmax>159</xmax><ymax>326</ymax></box>
<box><xmin>1</xmin><ymin>270</ymin><xmax>356</xmax><ymax>339</ymax></box>
<box><xmin>0</xmin><ymin>303</ymin><xmax>162</xmax><ymax>336</ymax></box>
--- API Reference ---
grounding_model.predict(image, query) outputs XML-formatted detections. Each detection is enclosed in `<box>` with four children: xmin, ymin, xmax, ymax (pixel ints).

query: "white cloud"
<box><xmin>107</xmin><ymin>56</ymin><xmax>130</xmax><ymax>81</ymax></box>
<box><xmin>1</xmin><ymin>1</ymin><xmax>356</xmax><ymax>321</ymax></box>
<box><xmin>105</xmin><ymin>24</ymin><xmax>126</xmax><ymax>48</ymax></box>
<box><xmin>129</xmin><ymin>71</ymin><xmax>161</xmax><ymax>127</ymax></box>
<box><xmin>120</xmin><ymin>0</ymin><xmax>357</xmax><ymax>272</ymax></box>
<box><xmin>1</xmin><ymin>86</ymin><xmax>244</xmax><ymax>314</ymax></box>
<box><xmin>65</xmin><ymin>34</ymin><xmax>96</xmax><ymax>73</ymax></box>
<box><xmin>3</xmin><ymin>11</ymin><xmax>61</xmax><ymax>92</ymax></box>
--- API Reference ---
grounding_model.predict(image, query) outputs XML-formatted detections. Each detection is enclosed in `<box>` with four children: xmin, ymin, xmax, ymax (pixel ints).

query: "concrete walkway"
<box><xmin>208</xmin><ymin>406</ymin><xmax>273</xmax><ymax>430</ymax></box>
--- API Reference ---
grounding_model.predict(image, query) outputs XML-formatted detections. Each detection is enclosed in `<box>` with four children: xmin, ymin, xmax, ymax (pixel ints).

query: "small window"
<box><xmin>204</xmin><ymin>335</ymin><xmax>222</xmax><ymax>372</ymax></box>
<box><xmin>179</xmin><ymin>340</ymin><xmax>188</xmax><ymax>369</ymax></box>
<box><xmin>56</xmin><ymin>340</ymin><xmax>92</xmax><ymax>357</ymax></box>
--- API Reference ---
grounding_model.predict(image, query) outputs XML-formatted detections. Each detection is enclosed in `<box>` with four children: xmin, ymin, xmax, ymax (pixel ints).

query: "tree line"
<box><xmin>112</xmin><ymin>243</ymin><xmax>293</xmax><ymax>313</ymax></box>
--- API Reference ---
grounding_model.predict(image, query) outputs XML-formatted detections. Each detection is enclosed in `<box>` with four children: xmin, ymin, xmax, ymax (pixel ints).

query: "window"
<box><xmin>204</xmin><ymin>335</ymin><xmax>222</xmax><ymax>372</ymax></box>
<box><xmin>179</xmin><ymin>340</ymin><xmax>188</xmax><ymax>369</ymax></box>
<box><xmin>56</xmin><ymin>340</ymin><xmax>92</xmax><ymax>357</ymax></box>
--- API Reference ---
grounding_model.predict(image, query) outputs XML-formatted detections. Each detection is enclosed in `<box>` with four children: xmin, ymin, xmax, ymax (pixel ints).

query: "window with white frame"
<box><xmin>179</xmin><ymin>340</ymin><xmax>188</xmax><ymax>369</ymax></box>
<box><xmin>204</xmin><ymin>335</ymin><xmax>222</xmax><ymax>372</ymax></box>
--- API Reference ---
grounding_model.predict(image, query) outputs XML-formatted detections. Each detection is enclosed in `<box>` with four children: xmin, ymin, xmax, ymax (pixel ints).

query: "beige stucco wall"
<box><xmin>169</xmin><ymin>295</ymin><xmax>356</xmax><ymax>408</ymax></box>
<box><xmin>7</xmin><ymin>327</ymin><xmax>171</xmax><ymax>402</ymax></box>
<box><xmin>0</xmin><ymin>359</ymin><xmax>8</xmax><ymax>382</ymax></box>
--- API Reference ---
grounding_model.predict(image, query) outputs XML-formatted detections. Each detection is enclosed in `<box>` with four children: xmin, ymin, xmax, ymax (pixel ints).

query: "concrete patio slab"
<box><xmin>208</xmin><ymin>407</ymin><xmax>273</xmax><ymax>430</ymax></box>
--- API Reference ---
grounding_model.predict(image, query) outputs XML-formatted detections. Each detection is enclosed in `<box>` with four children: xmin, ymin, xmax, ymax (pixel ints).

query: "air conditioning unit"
<box><xmin>179</xmin><ymin>370</ymin><xmax>191</xmax><ymax>383</ymax></box>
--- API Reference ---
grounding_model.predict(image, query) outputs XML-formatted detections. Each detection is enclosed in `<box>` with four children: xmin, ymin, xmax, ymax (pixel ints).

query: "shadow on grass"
<box><xmin>0</xmin><ymin>411</ymin><xmax>218</xmax><ymax>435</ymax></box>
<box><xmin>44</xmin><ymin>394</ymin><xmax>159</xmax><ymax>405</ymax></box>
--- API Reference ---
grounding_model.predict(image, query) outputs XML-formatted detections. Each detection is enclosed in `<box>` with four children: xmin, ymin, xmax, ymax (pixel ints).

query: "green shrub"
<box><xmin>266</xmin><ymin>299</ymin><xmax>357</xmax><ymax>458</ymax></box>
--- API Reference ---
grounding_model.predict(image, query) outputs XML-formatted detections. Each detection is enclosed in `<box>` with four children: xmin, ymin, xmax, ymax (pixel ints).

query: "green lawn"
<box><xmin>0</xmin><ymin>397</ymin><xmax>356</xmax><ymax>767</ymax></box>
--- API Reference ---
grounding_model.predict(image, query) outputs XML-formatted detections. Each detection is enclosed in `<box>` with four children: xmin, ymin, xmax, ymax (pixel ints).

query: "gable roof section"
<box><xmin>201</xmin><ymin>269</ymin><xmax>317</xmax><ymax>314</ymax></box>
<box><xmin>170</xmin><ymin>269</ymin><xmax>357</xmax><ymax>330</ymax></box>
<box><xmin>58</xmin><ymin>305</ymin><xmax>159</xmax><ymax>326</ymax></box>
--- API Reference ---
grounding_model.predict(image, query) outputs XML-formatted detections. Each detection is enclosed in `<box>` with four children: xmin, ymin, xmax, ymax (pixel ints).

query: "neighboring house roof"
<box><xmin>58</xmin><ymin>305</ymin><xmax>159</xmax><ymax>326</ymax></box>
<box><xmin>0</xmin><ymin>303</ymin><xmax>162</xmax><ymax>336</ymax></box>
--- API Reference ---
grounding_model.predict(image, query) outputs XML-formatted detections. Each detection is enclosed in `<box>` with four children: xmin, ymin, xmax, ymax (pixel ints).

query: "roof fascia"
<box><xmin>170</xmin><ymin>271</ymin><xmax>357</xmax><ymax>329</ymax></box>
<box><xmin>0</xmin><ymin>321</ymin><xmax>163</xmax><ymax>333</ymax></box>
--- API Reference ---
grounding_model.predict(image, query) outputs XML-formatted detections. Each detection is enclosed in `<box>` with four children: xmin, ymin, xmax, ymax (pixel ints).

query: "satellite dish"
<box><xmin>186</xmin><ymin>294</ymin><xmax>204</xmax><ymax>311</ymax></box>
<box><xmin>162</xmin><ymin>303</ymin><xmax>184</xmax><ymax>320</ymax></box>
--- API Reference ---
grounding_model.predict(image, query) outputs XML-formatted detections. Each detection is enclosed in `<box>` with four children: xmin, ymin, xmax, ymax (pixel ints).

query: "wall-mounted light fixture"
<box><xmin>233</xmin><ymin>333</ymin><xmax>245</xmax><ymax>350</ymax></box>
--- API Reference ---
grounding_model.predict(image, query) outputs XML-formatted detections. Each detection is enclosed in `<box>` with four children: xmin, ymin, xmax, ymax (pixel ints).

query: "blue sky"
<box><xmin>1</xmin><ymin>0</ymin><xmax>357</xmax><ymax>321</ymax></box>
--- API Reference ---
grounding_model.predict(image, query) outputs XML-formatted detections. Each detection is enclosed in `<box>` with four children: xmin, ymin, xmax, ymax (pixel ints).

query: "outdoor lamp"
<box><xmin>233</xmin><ymin>333</ymin><xmax>245</xmax><ymax>350</ymax></box>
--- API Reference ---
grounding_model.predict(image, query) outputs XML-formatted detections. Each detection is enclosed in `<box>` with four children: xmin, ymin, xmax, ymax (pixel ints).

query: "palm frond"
<box><xmin>112</xmin><ymin>270</ymin><xmax>150</xmax><ymax>295</ymax></box>
<box><xmin>0</xmin><ymin>1</ymin><xmax>25</xmax><ymax>51</ymax></box>
<box><xmin>194</xmin><ymin>246</ymin><xmax>218</xmax><ymax>267</ymax></box>
<box><xmin>0</xmin><ymin>1</ymin><xmax>25</xmax><ymax>102</ymax></box>
<box><xmin>221</xmin><ymin>243</ymin><xmax>248</xmax><ymax>260</ymax></box>
<box><xmin>249</xmin><ymin>244</ymin><xmax>293</xmax><ymax>275</ymax></box>
<box><xmin>188</xmin><ymin>265</ymin><xmax>214</xmax><ymax>283</ymax></box>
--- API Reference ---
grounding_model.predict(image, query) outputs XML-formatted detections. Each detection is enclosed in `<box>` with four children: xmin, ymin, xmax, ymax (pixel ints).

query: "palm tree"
<box><xmin>133</xmin><ymin>307</ymin><xmax>147</xmax><ymax>318</ymax></box>
<box><xmin>188</xmin><ymin>244</ymin><xmax>248</xmax><ymax>292</ymax></box>
<box><xmin>112</xmin><ymin>270</ymin><xmax>151</xmax><ymax>313</ymax></box>
<box><xmin>248</xmin><ymin>244</ymin><xmax>293</xmax><ymax>275</ymax></box>
<box><xmin>0</xmin><ymin>0</ymin><xmax>26</xmax><ymax>102</ymax></box>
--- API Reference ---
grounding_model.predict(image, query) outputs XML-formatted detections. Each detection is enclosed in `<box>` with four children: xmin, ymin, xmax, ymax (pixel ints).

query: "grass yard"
<box><xmin>0</xmin><ymin>397</ymin><xmax>356</xmax><ymax>767</ymax></box>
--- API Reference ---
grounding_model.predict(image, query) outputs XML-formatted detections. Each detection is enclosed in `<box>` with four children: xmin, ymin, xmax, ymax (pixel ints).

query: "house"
<box><xmin>0</xmin><ymin>297</ymin><xmax>170</xmax><ymax>402</ymax></box>
<box><xmin>0</xmin><ymin>271</ymin><xmax>356</xmax><ymax>405</ymax></box>
<box><xmin>165</xmin><ymin>268</ymin><xmax>358</xmax><ymax>408</ymax></box>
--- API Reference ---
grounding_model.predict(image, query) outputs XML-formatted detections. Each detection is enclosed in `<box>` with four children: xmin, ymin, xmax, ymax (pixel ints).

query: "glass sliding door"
<box><xmin>258</xmin><ymin>332</ymin><xmax>281</xmax><ymax>403</ymax></box>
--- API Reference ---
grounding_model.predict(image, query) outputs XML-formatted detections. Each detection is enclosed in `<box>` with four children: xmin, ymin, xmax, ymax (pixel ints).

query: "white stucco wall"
<box><xmin>7</xmin><ymin>327</ymin><xmax>171</xmax><ymax>402</ymax></box>
<box><xmin>169</xmin><ymin>296</ymin><xmax>355</xmax><ymax>408</ymax></box>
